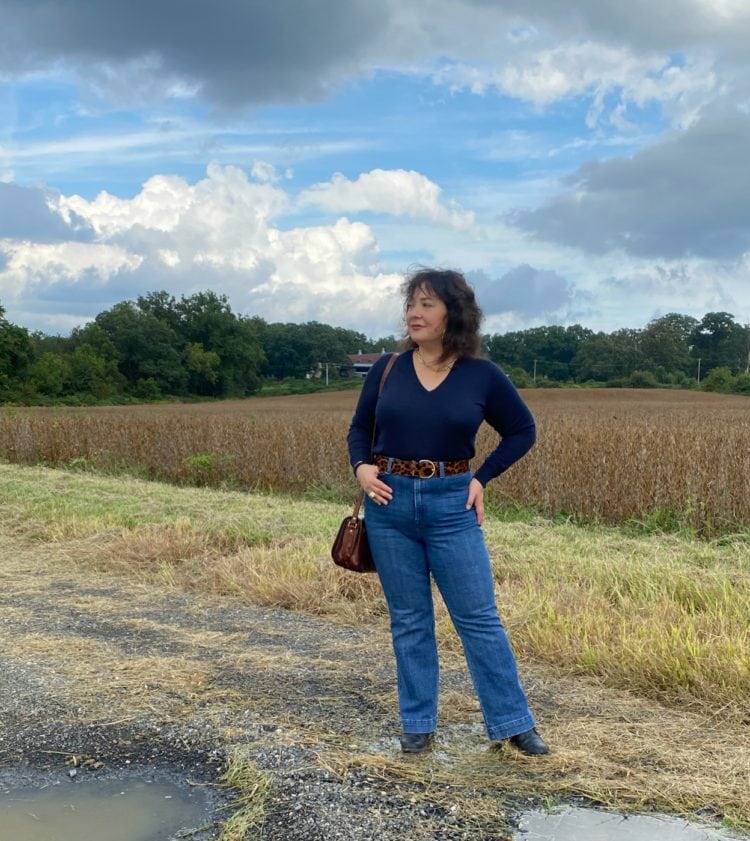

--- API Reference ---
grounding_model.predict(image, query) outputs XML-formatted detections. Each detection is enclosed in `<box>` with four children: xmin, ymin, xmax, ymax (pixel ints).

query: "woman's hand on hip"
<box><xmin>466</xmin><ymin>478</ymin><xmax>485</xmax><ymax>525</ymax></box>
<box><xmin>355</xmin><ymin>463</ymin><xmax>393</xmax><ymax>505</ymax></box>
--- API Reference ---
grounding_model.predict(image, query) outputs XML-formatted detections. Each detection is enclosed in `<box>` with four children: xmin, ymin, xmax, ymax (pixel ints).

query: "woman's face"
<box><xmin>406</xmin><ymin>284</ymin><xmax>448</xmax><ymax>345</ymax></box>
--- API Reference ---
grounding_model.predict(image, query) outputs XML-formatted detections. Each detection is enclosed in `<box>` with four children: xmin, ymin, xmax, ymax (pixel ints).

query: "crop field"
<box><xmin>2</xmin><ymin>388</ymin><xmax>749</xmax><ymax>533</ymax></box>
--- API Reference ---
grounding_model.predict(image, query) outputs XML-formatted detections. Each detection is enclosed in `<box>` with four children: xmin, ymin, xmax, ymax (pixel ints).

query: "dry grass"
<box><xmin>0</xmin><ymin>477</ymin><xmax>748</xmax><ymax>832</ymax></box>
<box><xmin>2</xmin><ymin>388</ymin><xmax>749</xmax><ymax>533</ymax></box>
<box><xmin>298</xmin><ymin>662</ymin><xmax>750</xmax><ymax>832</ymax></box>
<box><xmin>60</xmin><ymin>510</ymin><xmax>749</xmax><ymax>720</ymax></box>
<box><xmin>483</xmin><ymin>523</ymin><xmax>750</xmax><ymax>716</ymax></box>
<box><xmin>46</xmin><ymin>491</ymin><xmax>749</xmax><ymax>719</ymax></box>
<box><xmin>2</xmin><ymin>463</ymin><xmax>747</xmax><ymax>720</ymax></box>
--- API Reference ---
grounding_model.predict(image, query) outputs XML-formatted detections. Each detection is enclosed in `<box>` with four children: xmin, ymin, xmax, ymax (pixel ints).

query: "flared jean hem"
<box><xmin>485</xmin><ymin>713</ymin><xmax>537</xmax><ymax>742</ymax></box>
<box><xmin>402</xmin><ymin>717</ymin><xmax>437</xmax><ymax>734</ymax></box>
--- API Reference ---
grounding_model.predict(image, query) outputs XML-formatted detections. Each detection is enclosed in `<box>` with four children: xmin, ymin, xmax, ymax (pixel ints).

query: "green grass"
<box><xmin>218</xmin><ymin>749</ymin><xmax>272</xmax><ymax>841</ymax></box>
<box><xmin>257</xmin><ymin>378</ymin><xmax>362</xmax><ymax>396</ymax></box>
<box><xmin>0</xmin><ymin>462</ymin><xmax>343</xmax><ymax>542</ymax></box>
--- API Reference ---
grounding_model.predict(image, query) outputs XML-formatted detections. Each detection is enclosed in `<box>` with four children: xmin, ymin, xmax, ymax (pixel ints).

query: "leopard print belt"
<box><xmin>373</xmin><ymin>454</ymin><xmax>471</xmax><ymax>479</ymax></box>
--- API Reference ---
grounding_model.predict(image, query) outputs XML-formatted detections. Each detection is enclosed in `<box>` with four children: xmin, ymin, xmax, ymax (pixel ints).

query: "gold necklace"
<box><xmin>416</xmin><ymin>347</ymin><xmax>456</xmax><ymax>372</ymax></box>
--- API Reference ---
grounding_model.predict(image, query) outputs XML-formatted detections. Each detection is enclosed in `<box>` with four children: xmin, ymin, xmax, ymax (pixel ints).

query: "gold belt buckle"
<box><xmin>418</xmin><ymin>459</ymin><xmax>437</xmax><ymax>478</ymax></box>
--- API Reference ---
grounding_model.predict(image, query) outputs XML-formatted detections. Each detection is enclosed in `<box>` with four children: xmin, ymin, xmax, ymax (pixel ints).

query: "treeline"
<box><xmin>490</xmin><ymin>313</ymin><xmax>750</xmax><ymax>393</ymax></box>
<box><xmin>0</xmin><ymin>291</ymin><xmax>390</xmax><ymax>404</ymax></box>
<box><xmin>1</xmin><ymin>291</ymin><xmax>749</xmax><ymax>404</ymax></box>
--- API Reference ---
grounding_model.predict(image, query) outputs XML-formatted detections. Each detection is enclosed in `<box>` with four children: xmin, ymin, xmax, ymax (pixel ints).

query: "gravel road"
<box><xmin>0</xmin><ymin>534</ymin><xmax>540</xmax><ymax>840</ymax></box>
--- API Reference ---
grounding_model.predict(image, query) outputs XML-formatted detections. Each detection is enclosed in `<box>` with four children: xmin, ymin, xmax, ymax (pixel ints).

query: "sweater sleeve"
<box><xmin>472</xmin><ymin>365</ymin><xmax>536</xmax><ymax>487</ymax></box>
<box><xmin>346</xmin><ymin>355</ymin><xmax>391</xmax><ymax>469</ymax></box>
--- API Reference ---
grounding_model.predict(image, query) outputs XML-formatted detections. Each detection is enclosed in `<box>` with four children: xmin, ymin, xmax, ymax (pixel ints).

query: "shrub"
<box><xmin>628</xmin><ymin>370</ymin><xmax>659</xmax><ymax>388</ymax></box>
<box><xmin>702</xmin><ymin>367</ymin><xmax>735</xmax><ymax>393</ymax></box>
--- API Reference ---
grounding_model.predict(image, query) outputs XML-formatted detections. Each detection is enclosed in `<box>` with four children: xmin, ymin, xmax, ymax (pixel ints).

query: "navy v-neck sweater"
<box><xmin>347</xmin><ymin>351</ymin><xmax>536</xmax><ymax>486</ymax></box>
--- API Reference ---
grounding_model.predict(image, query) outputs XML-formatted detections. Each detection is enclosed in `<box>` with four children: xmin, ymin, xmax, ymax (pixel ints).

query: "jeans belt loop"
<box><xmin>387</xmin><ymin>456</ymin><xmax>395</xmax><ymax>473</ymax></box>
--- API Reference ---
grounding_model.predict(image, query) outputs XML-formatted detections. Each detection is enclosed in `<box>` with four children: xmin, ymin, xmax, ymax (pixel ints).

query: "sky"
<box><xmin>0</xmin><ymin>0</ymin><xmax>749</xmax><ymax>340</ymax></box>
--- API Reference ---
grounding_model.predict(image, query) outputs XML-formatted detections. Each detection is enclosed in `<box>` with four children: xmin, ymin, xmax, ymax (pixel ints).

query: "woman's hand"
<box><xmin>355</xmin><ymin>463</ymin><xmax>393</xmax><ymax>505</ymax></box>
<box><xmin>466</xmin><ymin>478</ymin><xmax>485</xmax><ymax>525</ymax></box>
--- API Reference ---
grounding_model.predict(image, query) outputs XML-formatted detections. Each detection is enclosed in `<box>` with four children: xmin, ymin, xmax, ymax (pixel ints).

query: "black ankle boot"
<box><xmin>508</xmin><ymin>728</ymin><xmax>549</xmax><ymax>756</ymax></box>
<box><xmin>400</xmin><ymin>732</ymin><xmax>434</xmax><ymax>754</ymax></box>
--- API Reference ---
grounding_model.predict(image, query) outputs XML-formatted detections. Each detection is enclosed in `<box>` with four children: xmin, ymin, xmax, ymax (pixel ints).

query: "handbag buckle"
<box><xmin>417</xmin><ymin>459</ymin><xmax>437</xmax><ymax>478</ymax></box>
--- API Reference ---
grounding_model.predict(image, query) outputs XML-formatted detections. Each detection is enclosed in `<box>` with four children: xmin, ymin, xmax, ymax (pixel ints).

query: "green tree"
<box><xmin>741</xmin><ymin>323</ymin><xmax>750</xmax><ymax>375</ymax></box>
<box><xmin>258</xmin><ymin>322</ymin><xmax>315</xmax><ymax>379</ymax></box>
<box><xmin>136</xmin><ymin>290</ymin><xmax>182</xmax><ymax>334</ymax></box>
<box><xmin>254</xmin><ymin>319</ymin><xmax>370</xmax><ymax>380</ymax></box>
<box><xmin>28</xmin><ymin>352</ymin><xmax>71</xmax><ymax>397</ymax></box>
<box><xmin>184</xmin><ymin>342</ymin><xmax>221</xmax><ymax>393</ymax></box>
<box><xmin>701</xmin><ymin>366</ymin><xmax>735</xmax><ymax>393</ymax></box>
<box><xmin>364</xmin><ymin>334</ymin><xmax>400</xmax><ymax>354</ymax></box>
<box><xmin>487</xmin><ymin>324</ymin><xmax>592</xmax><ymax>381</ymax></box>
<box><xmin>157</xmin><ymin>291</ymin><xmax>265</xmax><ymax>396</ymax></box>
<box><xmin>690</xmin><ymin>312</ymin><xmax>746</xmax><ymax>376</ymax></box>
<box><xmin>95</xmin><ymin>301</ymin><xmax>187</xmax><ymax>396</ymax></box>
<box><xmin>0</xmin><ymin>304</ymin><xmax>33</xmax><ymax>399</ymax></box>
<box><xmin>573</xmin><ymin>329</ymin><xmax>644</xmax><ymax>382</ymax></box>
<box><xmin>628</xmin><ymin>370</ymin><xmax>659</xmax><ymax>388</ymax></box>
<box><xmin>301</xmin><ymin>321</ymin><xmax>368</xmax><ymax>379</ymax></box>
<box><xmin>640</xmin><ymin>313</ymin><xmax>698</xmax><ymax>376</ymax></box>
<box><xmin>70</xmin><ymin>345</ymin><xmax>124</xmax><ymax>398</ymax></box>
<box><xmin>70</xmin><ymin>322</ymin><xmax>120</xmax><ymax>363</ymax></box>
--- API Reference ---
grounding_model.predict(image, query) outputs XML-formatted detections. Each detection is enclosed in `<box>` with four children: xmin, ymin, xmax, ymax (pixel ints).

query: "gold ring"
<box><xmin>368</xmin><ymin>490</ymin><xmax>376</xmax><ymax>499</ymax></box>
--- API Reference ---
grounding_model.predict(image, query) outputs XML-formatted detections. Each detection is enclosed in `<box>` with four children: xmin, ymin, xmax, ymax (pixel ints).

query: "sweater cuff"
<box><xmin>473</xmin><ymin>466</ymin><xmax>494</xmax><ymax>487</ymax></box>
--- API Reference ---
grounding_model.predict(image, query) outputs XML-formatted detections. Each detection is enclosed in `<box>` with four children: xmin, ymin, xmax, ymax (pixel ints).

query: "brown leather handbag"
<box><xmin>331</xmin><ymin>491</ymin><xmax>374</xmax><ymax>573</ymax></box>
<box><xmin>331</xmin><ymin>353</ymin><xmax>398</xmax><ymax>573</ymax></box>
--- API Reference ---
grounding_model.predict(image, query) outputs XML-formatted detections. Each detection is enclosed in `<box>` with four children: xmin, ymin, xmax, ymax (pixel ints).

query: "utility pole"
<box><xmin>697</xmin><ymin>358</ymin><xmax>701</xmax><ymax>383</ymax></box>
<box><xmin>319</xmin><ymin>361</ymin><xmax>342</xmax><ymax>385</ymax></box>
<box><xmin>533</xmin><ymin>359</ymin><xmax>537</xmax><ymax>384</ymax></box>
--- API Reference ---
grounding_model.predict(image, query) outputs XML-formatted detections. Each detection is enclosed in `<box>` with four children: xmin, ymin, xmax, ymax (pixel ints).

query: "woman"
<box><xmin>347</xmin><ymin>268</ymin><xmax>548</xmax><ymax>756</ymax></box>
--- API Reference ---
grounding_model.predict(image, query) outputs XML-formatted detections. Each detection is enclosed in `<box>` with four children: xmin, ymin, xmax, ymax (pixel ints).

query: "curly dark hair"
<box><xmin>400</xmin><ymin>267</ymin><xmax>484</xmax><ymax>361</ymax></box>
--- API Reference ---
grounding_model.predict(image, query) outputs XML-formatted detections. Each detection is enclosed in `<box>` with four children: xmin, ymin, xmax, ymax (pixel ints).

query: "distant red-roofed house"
<box><xmin>347</xmin><ymin>350</ymin><xmax>390</xmax><ymax>378</ymax></box>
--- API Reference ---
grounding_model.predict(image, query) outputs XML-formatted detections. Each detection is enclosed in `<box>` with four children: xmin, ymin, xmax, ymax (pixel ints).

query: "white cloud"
<box><xmin>0</xmin><ymin>164</ymin><xmax>416</xmax><ymax>335</ymax></box>
<box><xmin>433</xmin><ymin>45</ymin><xmax>720</xmax><ymax>128</ymax></box>
<box><xmin>298</xmin><ymin>169</ymin><xmax>474</xmax><ymax>229</ymax></box>
<box><xmin>158</xmin><ymin>249</ymin><xmax>180</xmax><ymax>267</ymax></box>
<box><xmin>247</xmin><ymin>218</ymin><xmax>404</xmax><ymax>331</ymax></box>
<box><xmin>59</xmin><ymin>164</ymin><xmax>288</xmax><ymax>243</ymax></box>
<box><xmin>250</xmin><ymin>160</ymin><xmax>279</xmax><ymax>183</ymax></box>
<box><xmin>0</xmin><ymin>240</ymin><xmax>142</xmax><ymax>302</ymax></box>
<box><xmin>598</xmin><ymin>259</ymin><xmax>750</xmax><ymax>327</ymax></box>
<box><xmin>59</xmin><ymin>175</ymin><xmax>192</xmax><ymax>237</ymax></box>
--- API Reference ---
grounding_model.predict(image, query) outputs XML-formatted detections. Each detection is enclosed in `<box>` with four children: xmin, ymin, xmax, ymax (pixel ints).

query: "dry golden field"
<box><xmin>2</xmin><ymin>388</ymin><xmax>749</xmax><ymax>532</ymax></box>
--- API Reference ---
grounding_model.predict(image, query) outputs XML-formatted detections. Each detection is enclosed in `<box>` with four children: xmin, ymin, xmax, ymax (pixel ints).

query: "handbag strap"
<box><xmin>352</xmin><ymin>352</ymin><xmax>399</xmax><ymax>517</ymax></box>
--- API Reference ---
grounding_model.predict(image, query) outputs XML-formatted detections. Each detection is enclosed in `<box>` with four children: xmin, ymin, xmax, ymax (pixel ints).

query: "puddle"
<box><xmin>0</xmin><ymin>775</ymin><xmax>213</xmax><ymax>841</ymax></box>
<box><xmin>515</xmin><ymin>805</ymin><xmax>748</xmax><ymax>841</ymax></box>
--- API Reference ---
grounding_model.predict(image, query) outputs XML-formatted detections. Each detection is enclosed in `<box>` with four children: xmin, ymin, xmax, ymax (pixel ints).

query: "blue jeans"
<box><xmin>365</xmin><ymin>471</ymin><xmax>536</xmax><ymax>740</ymax></box>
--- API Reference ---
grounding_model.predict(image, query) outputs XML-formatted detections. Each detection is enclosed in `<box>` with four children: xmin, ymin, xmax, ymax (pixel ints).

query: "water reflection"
<box><xmin>0</xmin><ymin>777</ymin><xmax>211</xmax><ymax>841</ymax></box>
<box><xmin>515</xmin><ymin>805</ymin><xmax>748</xmax><ymax>841</ymax></box>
